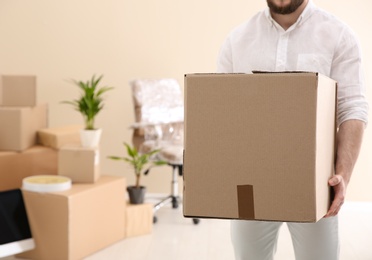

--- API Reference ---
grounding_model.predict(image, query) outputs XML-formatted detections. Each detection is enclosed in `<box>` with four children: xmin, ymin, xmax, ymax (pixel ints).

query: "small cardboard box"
<box><xmin>18</xmin><ymin>175</ymin><xmax>126</xmax><ymax>260</ymax></box>
<box><xmin>0</xmin><ymin>104</ymin><xmax>48</xmax><ymax>151</ymax></box>
<box><xmin>0</xmin><ymin>146</ymin><xmax>58</xmax><ymax>191</ymax></box>
<box><xmin>125</xmin><ymin>203</ymin><xmax>153</xmax><ymax>238</ymax></box>
<box><xmin>37</xmin><ymin>125</ymin><xmax>82</xmax><ymax>149</ymax></box>
<box><xmin>183</xmin><ymin>72</ymin><xmax>337</xmax><ymax>222</ymax></box>
<box><xmin>58</xmin><ymin>144</ymin><xmax>100</xmax><ymax>183</ymax></box>
<box><xmin>1</xmin><ymin>75</ymin><xmax>37</xmax><ymax>106</ymax></box>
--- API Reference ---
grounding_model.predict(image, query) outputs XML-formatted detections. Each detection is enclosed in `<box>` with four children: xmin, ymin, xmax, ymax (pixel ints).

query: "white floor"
<box><xmin>6</xmin><ymin>198</ymin><xmax>372</xmax><ymax>260</ymax></box>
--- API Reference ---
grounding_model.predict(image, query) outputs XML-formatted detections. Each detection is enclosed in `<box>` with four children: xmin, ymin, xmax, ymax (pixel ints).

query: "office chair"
<box><xmin>129</xmin><ymin>78</ymin><xmax>199</xmax><ymax>224</ymax></box>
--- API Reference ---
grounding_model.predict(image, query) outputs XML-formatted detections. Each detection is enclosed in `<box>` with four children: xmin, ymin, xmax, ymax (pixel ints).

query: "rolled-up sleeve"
<box><xmin>331</xmin><ymin>28</ymin><xmax>369</xmax><ymax>127</ymax></box>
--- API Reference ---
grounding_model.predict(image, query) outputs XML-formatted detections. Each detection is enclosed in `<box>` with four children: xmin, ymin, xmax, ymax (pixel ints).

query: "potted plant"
<box><xmin>61</xmin><ymin>74</ymin><xmax>114</xmax><ymax>147</ymax></box>
<box><xmin>108</xmin><ymin>142</ymin><xmax>167</xmax><ymax>204</ymax></box>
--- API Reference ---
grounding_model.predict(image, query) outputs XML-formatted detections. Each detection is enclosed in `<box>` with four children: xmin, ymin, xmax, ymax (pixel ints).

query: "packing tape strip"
<box><xmin>237</xmin><ymin>184</ymin><xmax>255</xmax><ymax>220</ymax></box>
<box><xmin>22</xmin><ymin>175</ymin><xmax>72</xmax><ymax>193</ymax></box>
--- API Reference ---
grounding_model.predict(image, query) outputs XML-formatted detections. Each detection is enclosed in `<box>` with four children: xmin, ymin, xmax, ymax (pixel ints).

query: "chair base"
<box><xmin>152</xmin><ymin>164</ymin><xmax>199</xmax><ymax>225</ymax></box>
<box><xmin>154</xmin><ymin>195</ymin><xmax>180</xmax><ymax>212</ymax></box>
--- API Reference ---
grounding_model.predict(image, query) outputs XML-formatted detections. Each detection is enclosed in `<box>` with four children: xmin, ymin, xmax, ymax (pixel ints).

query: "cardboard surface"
<box><xmin>58</xmin><ymin>144</ymin><xmax>100</xmax><ymax>183</ymax></box>
<box><xmin>1</xmin><ymin>75</ymin><xmax>37</xmax><ymax>106</ymax></box>
<box><xmin>0</xmin><ymin>104</ymin><xmax>48</xmax><ymax>151</ymax></box>
<box><xmin>18</xmin><ymin>175</ymin><xmax>126</xmax><ymax>260</ymax></box>
<box><xmin>125</xmin><ymin>203</ymin><xmax>153</xmax><ymax>238</ymax></box>
<box><xmin>0</xmin><ymin>146</ymin><xmax>58</xmax><ymax>191</ymax></box>
<box><xmin>183</xmin><ymin>73</ymin><xmax>337</xmax><ymax>222</ymax></box>
<box><xmin>37</xmin><ymin>125</ymin><xmax>82</xmax><ymax>149</ymax></box>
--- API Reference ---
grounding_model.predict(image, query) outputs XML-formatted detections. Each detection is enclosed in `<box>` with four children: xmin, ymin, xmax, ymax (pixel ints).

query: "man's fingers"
<box><xmin>325</xmin><ymin>175</ymin><xmax>346</xmax><ymax>217</ymax></box>
<box><xmin>326</xmin><ymin>197</ymin><xmax>344</xmax><ymax>217</ymax></box>
<box><xmin>328</xmin><ymin>175</ymin><xmax>342</xmax><ymax>186</ymax></box>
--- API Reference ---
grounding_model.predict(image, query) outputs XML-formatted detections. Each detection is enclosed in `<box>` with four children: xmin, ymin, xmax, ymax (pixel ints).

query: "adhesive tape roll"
<box><xmin>22</xmin><ymin>175</ymin><xmax>72</xmax><ymax>192</ymax></box>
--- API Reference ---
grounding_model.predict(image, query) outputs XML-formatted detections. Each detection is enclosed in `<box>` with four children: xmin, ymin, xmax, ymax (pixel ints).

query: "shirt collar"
<box><xmin>265</xmin><ymin>0</ymin><xmax>315</xmax><ymax>28</ymax></box>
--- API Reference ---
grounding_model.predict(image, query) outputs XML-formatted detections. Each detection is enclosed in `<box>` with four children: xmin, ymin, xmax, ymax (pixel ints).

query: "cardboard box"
<box><xmin>1</xmin><ymin>75</ymin><xmax>37</xmax><ymax>106</ymax></box>
<box><xmin>183</xmin><ymin>72</ymin><xmax>337</xmax><ymax>222</ymax></box>
<box><xmin>125</xmin><ymin>203</ymin><xmax>153</xmax><ymax>238</ymax></box>
<box><xmin>0</xmin><ymin>104</ymin><xmax>48</xmax><ymax>151</ymax></box>
<box><xmin>58</xmin><ymin>144</ymin><xmax>100</xmax><ymax>183</ymax></box>
<box><xmin>0</xmin><ymin>146</ymin><xmax>58</xmax><ymax>191</ymax></box>
<box><xmin>37</xmin><ymin>125</ymin><xmax>82</xmax><ymax>149</ymax></box>
<box><xmin>18</xmin><ymin>175</ymin><xmax>126</xmax><ymax>260</ymax></box>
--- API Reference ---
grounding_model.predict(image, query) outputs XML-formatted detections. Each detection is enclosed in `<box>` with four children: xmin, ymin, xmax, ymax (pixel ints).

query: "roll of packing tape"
<box><xmin>22</xmin><ymin>175</ymin><xmax>72</xmax><ymax>192</ymax></box>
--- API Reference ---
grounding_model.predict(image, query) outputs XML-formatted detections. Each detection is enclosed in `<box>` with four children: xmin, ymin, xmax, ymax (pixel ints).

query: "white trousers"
<box><xmin>231</xmin><ymin>216</ymin><xmax>339</xmax><ymax>260</ymax></box>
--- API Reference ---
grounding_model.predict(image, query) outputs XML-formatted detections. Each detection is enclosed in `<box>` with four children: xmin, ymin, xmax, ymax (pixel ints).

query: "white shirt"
<box><xmin>217</xmin><ymin>0</ymin><xmax>369</xmax><ymax>127</ymax></box>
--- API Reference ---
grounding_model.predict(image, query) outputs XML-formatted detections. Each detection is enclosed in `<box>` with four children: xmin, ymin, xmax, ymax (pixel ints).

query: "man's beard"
<box><xmin>267</xmin><ymin>0</ymin><xmax>305</xmax><ymax>15</ymax></box>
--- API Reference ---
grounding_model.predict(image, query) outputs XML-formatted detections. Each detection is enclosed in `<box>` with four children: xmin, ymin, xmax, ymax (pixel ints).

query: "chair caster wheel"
<box><xmin>172</xmin><ymin>201</ymin><xmax>179</xmax><ymax>209</ymax></box>
<box><xmin>172</xmin><ymin>198</ymin><xmax>179</xmax><ymax>209</ymax></box>
<box><xmin>192</xmin><ymin>218</ymin><xmax>200</xmax><ymax>225</ymax></box>
<box><xmin>153</xmin><ymin>216</ymin><xmax>158</xmax><ymax>224</ymax></box>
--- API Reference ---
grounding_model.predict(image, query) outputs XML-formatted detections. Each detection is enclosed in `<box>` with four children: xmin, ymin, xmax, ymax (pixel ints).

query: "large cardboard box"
<box><xmin>1</xmin><ymin>75</ymin><xmax>37</xmax><ymax>106</ymax></box>
<box><xmin>58</xmin><ymin>144</ymin><xmax>100</xmax><ymax>183</ymax></box>
<box><xmin>0</xmin><ymin>104</ymin><xmax>48</xmax><ymax>151</ymax></box>
<box><xmin>37</xmin><ymin>125</ymin><xmax>82</xmax><ymax>149</ymax></box>
<box><xmin>18</xmin><ymin>175</ymin><xmax>126</xmax><ymax>260</ymax></box>
<box><xmin>0</xmin><ymin>145</ymin><xmax>58</xmax><ymax>191</ymax></box>
<box><xmin>125</xmin><ymin>203</ymin><xmax>153</xmax><ymax>238</ymax></box>
<box><xmin>183</xmin><ymin>72</ymin><xmax>337</xmax><ymax>222</ymax></box>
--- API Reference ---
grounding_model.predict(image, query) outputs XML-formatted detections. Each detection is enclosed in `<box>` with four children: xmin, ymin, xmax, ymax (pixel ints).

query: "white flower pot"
<box><xmin>80</xmin><ymin>128</ymin><xmax>102</xmax><ymax>148</ymax></box>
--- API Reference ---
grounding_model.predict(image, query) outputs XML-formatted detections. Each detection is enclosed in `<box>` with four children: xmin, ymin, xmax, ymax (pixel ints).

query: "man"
<box><xmin>217</xmin><ymin>0</ymin><xmax>369</xmax><ymax>259</ymax></box>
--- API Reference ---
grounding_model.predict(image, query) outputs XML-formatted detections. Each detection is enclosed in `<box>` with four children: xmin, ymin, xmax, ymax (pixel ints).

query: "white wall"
<box><xmin>0</xmin><ymin>0</ymin><xmax>371</xmax><ymax>201</ymax></box>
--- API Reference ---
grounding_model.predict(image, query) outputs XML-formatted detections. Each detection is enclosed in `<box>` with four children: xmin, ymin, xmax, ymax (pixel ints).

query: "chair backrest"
<box><xmin>130</xmin><ymin>79</ymin><xmax>184</xmax><ymax>150</ymax></box>
<box><xmin>131</xmin><ymin>78</ymin><xmax>183</xmax><ymax>124</ymax></box>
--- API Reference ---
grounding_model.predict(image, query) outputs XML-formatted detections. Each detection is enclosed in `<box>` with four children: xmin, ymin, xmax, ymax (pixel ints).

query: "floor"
<box><xmin>6</xmin><ymin>197</ymin><xmax>372</xmax><ymax>260</ymax></box>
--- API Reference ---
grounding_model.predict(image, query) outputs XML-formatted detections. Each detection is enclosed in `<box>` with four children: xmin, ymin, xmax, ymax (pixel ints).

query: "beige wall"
<box><xmin>0</xmin><ymin>0</ymin><xmax>371</xmax><ymax>201</ymax></box>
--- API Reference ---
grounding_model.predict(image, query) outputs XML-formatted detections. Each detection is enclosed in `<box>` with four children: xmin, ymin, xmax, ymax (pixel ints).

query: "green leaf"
<box><xmin>61</xmin><ymin>74</ymin><xmax>113</xmax><ymax>130</ymax></box>
<box><xmin>108</xmin><ymin>142</ymin><xmax>166</xmax><ymax>187</ymax></box>
<box><xmin>124</xmin><ymin>142</ymin><xmax>137</xmax><ymax>157</ymax></box>
<box><xmin>107</xmin><ymin>156</ymin><xmax>125</xmax><ymax>161</ymax></box>
<box><xmin>154</xmin><ymin>160</ymin><xmax>167</xmax><ymax>166</ymax></box>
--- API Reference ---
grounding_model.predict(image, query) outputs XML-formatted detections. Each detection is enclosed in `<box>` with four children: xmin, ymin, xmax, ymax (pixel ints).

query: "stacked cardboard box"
<box><xmin>18</xmin><ymin>176</ymin><xmax>127</xmax><ymax>260</ymax></box>
<box><xmin>0</xmin><ymin>146</ymin><xmax>58</xmax><ymax>191</ymax></box>
<box><xmin>125</xmin><ymin>203</ymin><xmax>153</xmax><ymax>238</ymax></box>
<box><xmin>58</xmin><ymin>144</ymin><xmax>100</xmax><ymax>183</ymax></box>
<box><xmin>0</xmin><ymin>75</ymin><xmax>56</xmax><ymax>191</ymax></box>
<box><xmin>36</xmin><ymin>122</ymin><xmax>99</xmax><ymax>183</ymax></box>
<box><xmin>0</xmin><ymin>75</ymin><xmax>152</xmax><ymax>259</ymax></box>
<box><xmin>0</xmin><ymin>75</ymin><xmax>48</xmax><ymax>152</ymax></box>
<box><xmin>37</xmin><ymin>125</ymin><xmax>82</xmax><ymax>149</ymax></box>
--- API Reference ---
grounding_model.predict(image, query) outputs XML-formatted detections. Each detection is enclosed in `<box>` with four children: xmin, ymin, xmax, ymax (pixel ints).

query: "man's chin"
<box><xmin>267</xmin><ymin>0</ymin><xmax>305</xmax><ymax>15</ymax></box>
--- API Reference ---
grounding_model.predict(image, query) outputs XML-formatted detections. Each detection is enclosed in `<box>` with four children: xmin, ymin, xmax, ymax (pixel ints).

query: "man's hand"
<box><xmin>324</xmin><ymin>120</ymin><xmax>365</xmax><ymax>218</ymax></box>
<box><xmin>325</xmin><ymin>175</ymin><xmax>346</xmax><ymax>217</ymax></box>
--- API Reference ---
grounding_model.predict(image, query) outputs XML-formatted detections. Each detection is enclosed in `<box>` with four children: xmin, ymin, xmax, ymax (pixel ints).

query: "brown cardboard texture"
<box><xmin>0</xmin><ymin>77</ymin><xmax>2</xmax><ymax>104</ymax></box>
<box><xmin>38</xmin><ymin>125</ymin><xmax>82</xmax><ymax>149</ymax></box>
<box><xmin>183</xmin><ymin>73</ymin><xmax>337</xmax><ymax>222</ymax></box>
<box><xmin>58</xmin><ymin>144</ymin><xmax>100</xmax><ymax>183</ymax></box>
<box><xmin>0</xmin><ymin>146</ymin><xmax>58</xmax><ymax>191</ymax></box>
<box><xmin>1</xmin><ymin>75</ymin><xmax>37</xmax><ymax>106</ymax></box>
<box><xmin>0</xmin><ymin>104</ymin><xmax>48</xmax><ymax>151</ymax></box>
<box><xmin>125</xmin><ymin>203</ymin><xmax>153</xmax><ymax>238</ymax></box>
<box><xmin>17</xmin><ymin>175</ymin><xmax>126</xmax><ymax>260</ymax></box>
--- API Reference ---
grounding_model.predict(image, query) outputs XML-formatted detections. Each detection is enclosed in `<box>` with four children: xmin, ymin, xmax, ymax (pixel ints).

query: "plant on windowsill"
<box><xmin>107</xmin><ymin>142</ymin><xmax>167</xmax><ymax>204</ymax></box>
<box><xmin>61</xmin><ymin>74</ymin><xmax>114</xmax><ymax>148</ymax></box>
